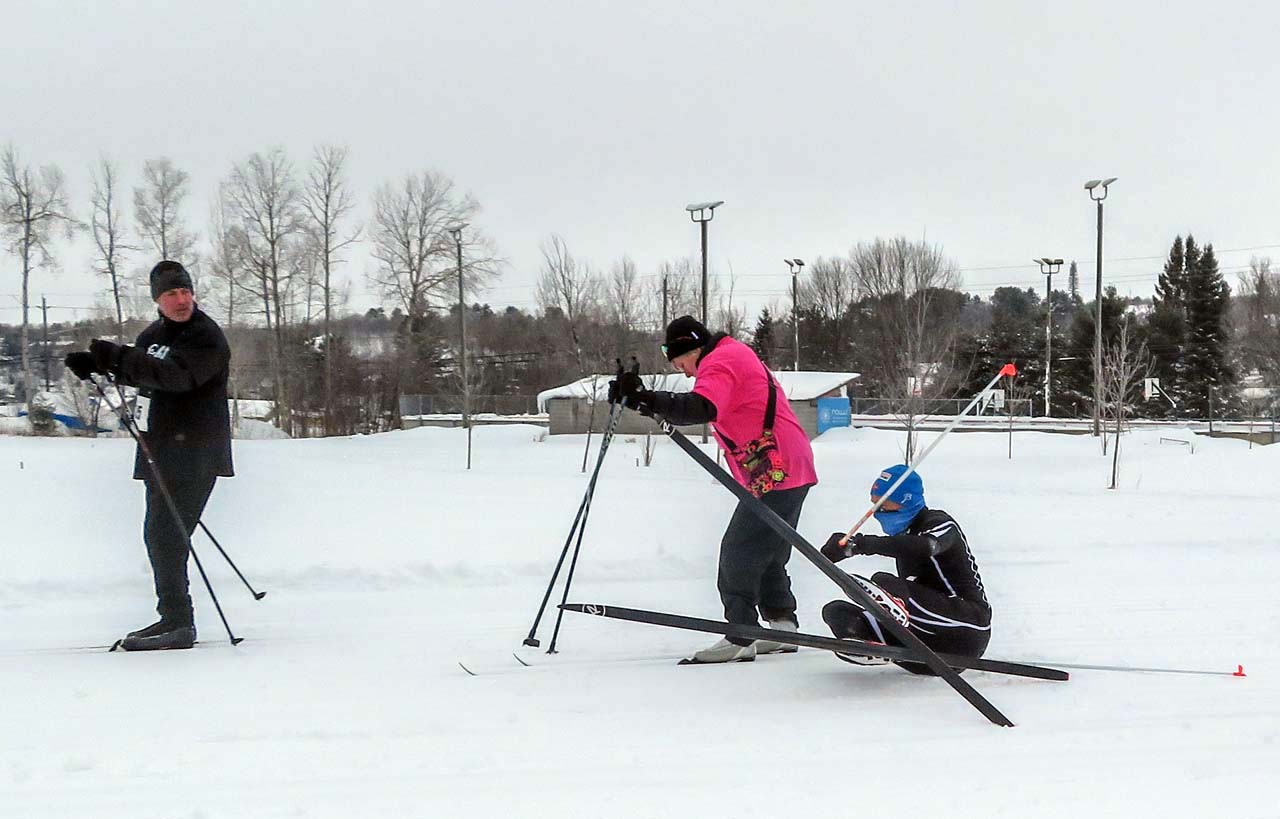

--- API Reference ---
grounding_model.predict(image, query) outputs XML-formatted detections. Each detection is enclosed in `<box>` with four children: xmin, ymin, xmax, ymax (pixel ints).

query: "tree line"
<box><xmin>4</xmin><ymin>141</ymin><xmax>1277</xmax><ymax>434</ymax></box>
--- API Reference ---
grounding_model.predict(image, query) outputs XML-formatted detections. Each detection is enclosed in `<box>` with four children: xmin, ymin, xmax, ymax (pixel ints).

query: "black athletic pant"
<box><xmin>143</xmin><ymin>475</ymin><xmax>217</xmax><ymax>627</ymax></box>
<box><xmin>718</xmin><ymin>485</ymin><xmax>810</xmax><ymax>644</ymax></box>
<box><xmin>823</xmin><ymin>572</ymin><xmax>991</xmax><ymax>675</ymax></box>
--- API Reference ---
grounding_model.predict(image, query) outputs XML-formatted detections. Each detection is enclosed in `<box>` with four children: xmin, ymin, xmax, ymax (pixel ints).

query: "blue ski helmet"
<box><xmin>870</xmin><ymin>464</ymin><xmax>926</xmax><ymax>536</ymax></box>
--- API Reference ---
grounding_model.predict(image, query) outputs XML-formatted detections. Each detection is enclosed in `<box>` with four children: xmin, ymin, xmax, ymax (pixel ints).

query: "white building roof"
<box><xmin>537</xmin><ymin>370</ymin><xmax>859</xmax><ymax>412</ymax></box>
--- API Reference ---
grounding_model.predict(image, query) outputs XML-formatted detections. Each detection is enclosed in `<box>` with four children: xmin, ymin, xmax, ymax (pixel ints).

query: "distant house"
<box><xmin>540</xmin><ymin>370</ymin><xmax>860</xmax><ymax>439</ymax></box>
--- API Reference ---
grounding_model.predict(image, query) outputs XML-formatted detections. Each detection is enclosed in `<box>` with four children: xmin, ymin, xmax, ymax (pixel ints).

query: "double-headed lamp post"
<box><xmin>448</xmin><ymin>223</ymin><xmax>470</xmax><ymax>444</ymax></box>
<box><xmin>685</xmin><ymin>201</ymin><xmax>724</xmax><ymax>328</ymax></box>
<box><xmin>784</xmin><ymin>258</ymin><xmax>804</xmax><ymax>370</ymax></box>
<box><xmin>1083</xmin><ymin>177</ymin><xmax>1117</xmax><ymax>437</ymax></box>
<box><xmin>1034</xmin><ymin>257</ymin><xmax>1064</xmax><ymax>417</ymax></box>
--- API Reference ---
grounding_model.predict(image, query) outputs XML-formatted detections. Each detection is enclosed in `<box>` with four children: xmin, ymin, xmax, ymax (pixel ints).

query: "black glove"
<box><xmin>609</xmin><ymin>363</ymin><xmax>646</xmax><ymax>409</ymax></box>
<box><xmin>64</xmin><ymin>351</ymin><xmax>99</xmax><ymax>381</ymax></box>
<box><xmin>821</xmin><ymin>532</ymin><xmax>865</xmax><ymax>563</ymax></box>
<box><xmin>89</xmin><ymin>339</ymin><xmax>123</xmax><ymax>374</ymax></box>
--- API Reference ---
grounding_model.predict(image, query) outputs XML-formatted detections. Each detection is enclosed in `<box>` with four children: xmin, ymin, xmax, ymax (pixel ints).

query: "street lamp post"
<box><xmin>449</xmin><ymin>223</ymin><xmax>471</xmax><ymax>467</ymax></box>
<box><xmin>784</xmin><ymin>259</ymin><xmax>804</xmax><ymax>370</ymax></box>
<box><xmin>1034</xmin><ymin>257</ymin><xmax>1064</xmax><ymax>417</ymax></box>
<box><xmin>685</xmin><ymin>201</ymin><xmax>724</xmax><ymax>329</ymax></box>
<box><xmin>1084</xmin><ymin>177</ymin><xmax>1117</xmax><ymax>437</ymax></box>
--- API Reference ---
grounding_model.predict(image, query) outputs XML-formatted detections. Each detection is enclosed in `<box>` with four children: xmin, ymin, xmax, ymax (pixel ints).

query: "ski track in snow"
<box><xmin>2</xmin><ymin>424</ymin><xmax>1277</xmax><ymax>818</ymax></box>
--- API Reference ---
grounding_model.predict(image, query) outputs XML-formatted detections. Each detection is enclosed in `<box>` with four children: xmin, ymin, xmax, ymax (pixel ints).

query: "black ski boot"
<box><xmin>118</xmin><ymin>620</ymin><xmax>197</xmax><ymax>651</ymax></box>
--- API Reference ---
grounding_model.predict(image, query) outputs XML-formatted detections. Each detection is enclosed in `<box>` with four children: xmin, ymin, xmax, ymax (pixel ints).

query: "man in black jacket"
<box><xmin>65</xmin><ymin>260</ymin><xmax>233</xmax><ymax>651</ymax></box>
<box><xmin>819</xmin><ymin>464</ymin><xmax>991</xmax><ymax>673</ymax></box>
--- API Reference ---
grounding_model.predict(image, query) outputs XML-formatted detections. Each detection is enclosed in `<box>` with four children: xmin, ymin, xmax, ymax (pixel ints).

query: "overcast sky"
<box><xmin>4</xmin><ymin>0</ymin><xmax>1279</xmax><ymax>325</ymax></box>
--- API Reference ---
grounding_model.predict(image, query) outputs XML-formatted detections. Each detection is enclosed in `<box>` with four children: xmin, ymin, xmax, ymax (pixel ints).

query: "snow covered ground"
<box><xmin>2</xmin><ymin>423</ymin><xmax>1276</xmax><ymax>818</ymax></box>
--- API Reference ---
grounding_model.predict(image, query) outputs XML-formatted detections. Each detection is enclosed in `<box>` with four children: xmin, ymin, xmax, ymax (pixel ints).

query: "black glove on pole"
<box><xmin>63</xmin><ymin>352</ymin><xmax>98</xmax><ymax>381</ymax></box>
<box><xmin>821</xmin><ymin>531</ymin><xmax>866</xmax><ymax>563</ymax></box>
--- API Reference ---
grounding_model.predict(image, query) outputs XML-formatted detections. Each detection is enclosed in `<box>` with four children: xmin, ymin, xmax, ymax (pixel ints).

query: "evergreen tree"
<box><xmin>1147</xmin><ymin>235</ymin><xmax>1189</xmax><ymax>410</ymax></box>
<box><xmin>751</xmin><ymin>307</ymin><xmax>776</xmax><ymax>366</ymax></box>
<box><xmin>1154</xmin><ymin>235</ymin><xmax>1186</xmax><ymax>307</ymax></box>
<box><xmin>1056</xmin><ymin>286</ymin><xmax>1129</xmax><ymax>417</ymax></box>
<box><xmin>1068</xmin><ymin>261</ymin><xmax>1081</xmax><ymax>304</ymax></box>
<box><xmin>1182</xmin><ymin>242</ymin><xmax>1237</xmax><ymax>416</ymax></box>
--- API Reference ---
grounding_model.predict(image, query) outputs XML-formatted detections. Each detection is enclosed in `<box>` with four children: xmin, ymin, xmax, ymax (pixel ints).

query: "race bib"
<box><xmin>134</xmin><ymin>394</ymin><xmax>151</xmax><ymax>432</ymax></box>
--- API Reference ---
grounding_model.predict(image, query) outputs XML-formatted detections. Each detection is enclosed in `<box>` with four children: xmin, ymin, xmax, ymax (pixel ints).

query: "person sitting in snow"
<box><xmin>819</xmin><ymin>464</ymin><xmax>991</xmax><ymax>673</ymax></box>
<box><xmin>609</xmin><ymin>315</ymin><xmax>818</xmax><ymax>664</ymax></box>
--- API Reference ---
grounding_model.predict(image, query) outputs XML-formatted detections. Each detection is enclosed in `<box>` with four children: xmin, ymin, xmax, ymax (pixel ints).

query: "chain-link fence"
<box><xmin>399</xmin><ymin>394</ymin><xmax>542</xmax><ymax>416</ymax></box>
<box><xmin>850</xmin><ymin>397</ymin><xmax>1035</xmax><ymax>417</ymax></box>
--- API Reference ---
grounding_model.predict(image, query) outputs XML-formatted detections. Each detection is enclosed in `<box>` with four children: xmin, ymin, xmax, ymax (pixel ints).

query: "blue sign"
<box><xmin>817</xmin><ymin>397</ymin><xmax>851</xmax><ymax>434</ymax></box>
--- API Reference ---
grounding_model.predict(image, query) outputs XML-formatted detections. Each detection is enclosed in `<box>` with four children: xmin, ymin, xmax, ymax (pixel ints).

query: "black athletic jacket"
<box><xmin>113</xmin><ymin>307</ymin><xmax>234</xmax><ymax>481</ymax></box>
<box><xmin>858</xmin><ymin>508</ymin><xmax>990</xmax><ymax>613</ymax></box>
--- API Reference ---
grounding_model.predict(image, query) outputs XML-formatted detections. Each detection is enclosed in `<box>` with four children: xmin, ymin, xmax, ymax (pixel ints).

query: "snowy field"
<box><xmin>1</xmin><ymin>421</ymin><xmax>1276</xmax><ymax>818</ymax></box>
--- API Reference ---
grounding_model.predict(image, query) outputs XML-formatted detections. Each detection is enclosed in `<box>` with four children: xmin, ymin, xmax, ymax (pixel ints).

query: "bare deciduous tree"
<box><xmin>1102</xmin><ymin>316</ymin><xmax>1151</xmax><ymax>489</ymax></box>
<box><xmin>537</xmin><ymin>234</ymin><xmax>603</xmax><ymax>374</ymax></box>
<box><xmin>204</xmin><ymin>183</ymin><xmax>249</xmax><ymax>328</ymax></box>
<box><xmin>851</xmin><ymin>237</ymin><xmax>963</xmax><ymax>462</ymax></box>
<box><xmin>302</xmin><ymin>145</ymin><xmax>360</xmax><ymax>435</ymax></box>
<box><xmin>606</xmin><ymin>255</ymin><xmax>640</xmax><ymax>333</ymax></box>
<box><xmin>1236</xmin><ymin>257</ymin><xmax>1280</xmax><ymax>389</ymax></box>
<box><xmin>134</xmin><ymin>157</ymin><xmax>197</xmax><ymax>264</ymax></box>
<box><xmin>1</xmin><ymin>146</ymin><xmax>77</xmax><ymax>404</ymax></box>
<box><xmin>225</xmin><ymin>148</ymin><xmax>304</xmax><ymax>430</ymax></box>
<box><xmin>90</xmin><ymin>157</ymin><xmax>134</xmax><ymax>339</ymax></box>
<box><xmin>369</xmin><ymin>170</ymin><xmax>487</xmax><ymax>322</ymax></box>
<box><xmin>368</xmin><ymin>170</ymin><xmax>495</xmax><ymax>420</ymax></box>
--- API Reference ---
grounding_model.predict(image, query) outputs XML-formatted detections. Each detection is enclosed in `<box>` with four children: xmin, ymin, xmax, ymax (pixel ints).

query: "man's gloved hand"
<box><xmin>89</xmin><ymin>339</ymin><xmax>123</xmax><ymax>374</ymax></box>
<box><xmin>63</xmin><ymin>351</ymin><xmax>99</xmax><ymax>381</ymax></box>
<box><xmin>821</xmin><ymin>532</ymin><xmax>866</xmax><ymax>563</ymax></box>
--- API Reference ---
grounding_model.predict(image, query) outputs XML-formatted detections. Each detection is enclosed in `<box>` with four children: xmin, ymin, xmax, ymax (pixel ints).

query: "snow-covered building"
<box><xmin>540</xmin><ymin>370</ymin><xmax>859</xmax><ymax>438</ymax></box>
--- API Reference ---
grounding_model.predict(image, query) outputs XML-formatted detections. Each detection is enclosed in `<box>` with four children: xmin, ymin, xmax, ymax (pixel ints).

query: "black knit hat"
<box><xmin>662</xmin><ymin>315</ymin><xmax>710</xmax><ymax>361</ymax></box>
<box><xmin>149</xmin><ymin>260</ymin><xmax>193</xmax><ymax>300</ymax></box>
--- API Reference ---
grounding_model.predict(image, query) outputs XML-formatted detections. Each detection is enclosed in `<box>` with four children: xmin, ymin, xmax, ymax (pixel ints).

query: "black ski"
<box><xmin>656</xmin><ymin>421</ymin><xmax>1018</xmax><ymax>726</ymax></box>
<box><xmin>560</xmin><ymin>604</ymin><xmax>1068</xmax><ymax>682</ymax></box>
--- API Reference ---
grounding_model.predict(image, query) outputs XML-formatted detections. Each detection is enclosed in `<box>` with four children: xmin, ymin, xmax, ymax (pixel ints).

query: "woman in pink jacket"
<box><xmin>612</xmin><ymin>316</ymin><xmax>818</xmax><ymax>664</ymax></box>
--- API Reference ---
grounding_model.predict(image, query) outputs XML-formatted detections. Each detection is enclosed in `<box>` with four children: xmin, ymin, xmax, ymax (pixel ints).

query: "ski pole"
<box><xmin>545</xmin><ymin>403</ymin><xmax>624</xmax><ymax>653</ymax></box>
<box><xmin>91</xmin><ymin>375</ymin><xmax>243</xmax><ymax>646</ymax></box>
<box><xmin>524</xmin><ymin>399</ymin><xmax>623</xmax><ymax>647</ymax></box>
<box><xmin>197</xmin><ymin>521</ymin><xmax>267</xmax><ymax>600</ymax></box>
<box><xmin>840</xmin><ymin>363</ymin><xmax>1017</xmax><ymax>544</ymax></box>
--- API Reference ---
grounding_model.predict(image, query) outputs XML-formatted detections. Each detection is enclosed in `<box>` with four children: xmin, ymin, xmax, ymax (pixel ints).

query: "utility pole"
<box><xmin>785</xmin><ymin>259</ymin><xmax>804</xmax><ymax>370</ymax></box>
<box><xmin>1034</xmin><ymin>258</ymin><xmax>1063</xmax><ymax>417</ymax></box>
<box><xmin>685</xmin><ymin>200</ymin><xmax>722</xmax><ymax>444</ymax></box>
<box><xmin>1084</xmin><ymin>177</ymin><xmax>1117</xmax><ymax>438</ymax></box>
<box><xmin>449</xmin><ymin>223</ymin><xmax>471</xmax><ymax>468</ymax></box>
<box><xmin>41</xmin><ymin>295</ymin><xmax>50</xmax><ymax>392</ymax></box>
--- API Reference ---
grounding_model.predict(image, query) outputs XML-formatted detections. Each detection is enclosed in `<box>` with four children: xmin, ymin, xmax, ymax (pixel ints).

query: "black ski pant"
<box><xmin>822</xmin><ymin>572</ymin><xmax>991</xmax><ymax>675</ymax></box>
<box><xmin>143</xmin><ymin>474</ymin><xmax>217</xmax><ymax>627</ymax></box>
<box><xmin>718</xmin><ymin>485</ymin><xmax>810</xmax><ymax>645</ymax></box>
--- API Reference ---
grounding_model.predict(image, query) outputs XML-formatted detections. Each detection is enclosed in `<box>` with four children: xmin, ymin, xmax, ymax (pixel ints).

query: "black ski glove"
<box><xmin>64</xmin><ymin>351</ymin><xmax>99</xmax><ymax>381</ymax></box>
<box><xmin>89</xmin><ymin>339</ymin><xmax>124</xmax><ymax>374</ymax></box>
<box><xmin>610</xmin><ymin>367</ymin><xmax>647</xmax><ymax>409</ymax></box>
<box><xmin>821</xmin><ymin>532</ymin><xmax>866</xmax><ymax>563</ymax></box>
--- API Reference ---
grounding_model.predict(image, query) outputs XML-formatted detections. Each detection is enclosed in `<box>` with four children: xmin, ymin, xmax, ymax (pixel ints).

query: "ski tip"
<box><xmin>458</xmin><ymin>661</ymin><xmax>478</xmax><ymax>676</ymax></box>
<box><xmin>1233</xmin><ymin>664</ymin><xmax>1247</xmax><ymax>677</ymax></box>
<box><xmin>512</xmin><ymin>652</ymin><xmax>531</xmax><ymax>667</ymax></box>
<box><xmin>999</xmin><ymin>363</ymin><xmax>1017</xmax><ymax>377</ymax></box>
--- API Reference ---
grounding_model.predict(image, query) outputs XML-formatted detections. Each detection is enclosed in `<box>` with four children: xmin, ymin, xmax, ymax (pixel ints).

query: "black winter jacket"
<box><xmin>113</xmin><ymin>307</ymin><xmax>234</xmax><ymax>481</ymax></box>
